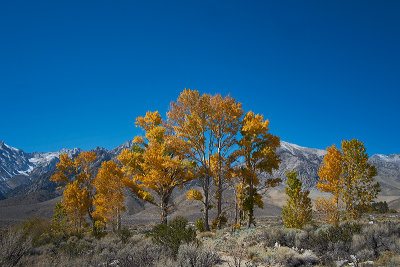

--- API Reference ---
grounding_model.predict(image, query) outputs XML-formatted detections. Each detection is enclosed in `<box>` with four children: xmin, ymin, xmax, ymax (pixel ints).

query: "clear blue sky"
<box><xmin>1</xmin><ymin>0</ymin><xmax>399</xmax><ymax>155</ymax></box>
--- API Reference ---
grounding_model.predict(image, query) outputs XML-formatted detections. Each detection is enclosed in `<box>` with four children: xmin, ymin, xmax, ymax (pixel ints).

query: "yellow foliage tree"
<box><xmin>316</xmin><ymin>144</ymin><xmax>342</xmax><ymax>225</ymax></box>
<box><xmin>210</xmin><ymin>94</ymin><xmax>244</xmax><ymax>229</ymax></box>
<box><xmin>235</xmin><ymin>111</ymin><xmax>281</xmax><ymax>228</ymax></box>
<box><xmin>316</xmin><ymin>139</ymin><xmax>380</xmax><ymax>222</ymax></box>
<box><xmin>118</xmin><ymin>111</ymin><xmax>195</xmax><ymax>224</ymax></box>
<box><xmin>50</xmin><ymin>151</ymin><xmax>97</xmax><ymax>231</ymax></box>
<box><xmin>92</xmin><ymin>160</ymin><xmax>126</xmax><ymax>231</ymax></box>
<box><xmin>168</xmin><ymin>89</ymin><xmax>215</xmax><ymax>231</ymax></box>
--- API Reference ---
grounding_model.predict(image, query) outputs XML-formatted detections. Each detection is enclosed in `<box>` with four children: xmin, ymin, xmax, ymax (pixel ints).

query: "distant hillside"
<box><xmin>0</xmin><ymin>140</ymin><xmax>399</xmax><ymax>226</ymax></box>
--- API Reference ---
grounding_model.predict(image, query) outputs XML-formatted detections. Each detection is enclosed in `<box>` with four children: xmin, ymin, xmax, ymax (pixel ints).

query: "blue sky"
<box><xmin>1</xmin><ymin>0</ymin><xmax>399</xmax><ymax>155</ymax></box>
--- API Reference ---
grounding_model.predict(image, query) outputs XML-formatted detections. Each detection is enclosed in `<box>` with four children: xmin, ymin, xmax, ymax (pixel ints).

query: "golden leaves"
<box><xmin>92</xmin><ymin>161</ymin><xmax>126</xmax><ymax>225</ymax></box>
<box><xmin>317</xmin><ymin>139</ymin><xmax>380</xmax><ymax>222</ymax></box>
<box><xmin>186</xmin><ymin>189</ymin><xmax>203</xmax><ymax>201</ymax></box>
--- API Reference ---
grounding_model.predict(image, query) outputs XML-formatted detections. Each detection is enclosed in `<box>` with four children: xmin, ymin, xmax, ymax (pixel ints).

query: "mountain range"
<box><xmin>0</xmin><ymin>140</ymin><xmax>399</xmax><ymax>226</ymax></box>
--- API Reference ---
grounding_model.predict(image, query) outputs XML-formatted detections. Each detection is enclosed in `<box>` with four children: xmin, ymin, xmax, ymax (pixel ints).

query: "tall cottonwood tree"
<box><xmin>50</xmin><ymin>151</ymin><xmax>97</xmax><ymax>231</ymax></box>
<box><xmin>282</xmin><ymin>170</ymin><xmax>312</xmax><ymax>229</ymax></box>
<box><xmin>315</xmin><ymin>144</ymin><xmax>342</xmax><ymax>225</ymax></box>
<box><xmin>168</xmin><ymin>89</ymin><xmax>215</xmax><ymax>231</ymax></box>
<box><xmin>92</xmin><ymin>160</ymin><xmax>126</xmax><ymax>230</ymax></box>
<box><xmin>118</xmin><ymin>111</ymin><xmax>195</xmax><ymax>224</ymax></box>
<box><xmin>209</xmin><ymin>94</ymin><xmax>243</xmax><ymax>229</ymax></box>
<box><xmin>235</xmin><ymin>111</ymin><xmax>281</xmax><ymax>228</ymax></box>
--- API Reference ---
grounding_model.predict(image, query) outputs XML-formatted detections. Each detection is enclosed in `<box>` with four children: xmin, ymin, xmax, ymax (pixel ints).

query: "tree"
<box><xmin>50</xmin><ymin>202</ymin><xmax>68</xmax><ymax>234</ymax></box>
<box><xmin>118</xmin><ymin>111</ymin><xmax>195</xmax><ymax>224</ymax></box>
<box><xmin>282</xmin><ymin>170</ymin><xmax>312</xmax><ymax>229</ymax></box>
<box><xmin>341</xmin><ymin>139</ymin><xmax>380</xmax><ymax>219</ymax></box>
<box><xmin>92</xmin><ymin>160</ymin><xmax>126</xmax><ymax>231</ymax></box>
<box><xmin>168</xmin><ymin>89</ymin><xmax>215</xmax><ymax>231</ymax></box>
<box><xmin>316</xmin><ymin>139</ymin><xmax>380</xmax><ymax>221</ymax></box>
<box><xmin>50</xmin><ymin>151</ymin><xmax>97</xmax><ymax>231</ymax></box>
<box><xmin>235</xmin><ymin>111</ymin><xmax>281</xmax><ymax>228</ymax></box>
<box><xmin>209</xmin><ymin>94</ymin><xmax>244</xmax><ymax>229</ymax></box>
<box><xmin>315</xmin><ymin>144</ymin><xmax>342</xmax><ymax>225</ymax></box>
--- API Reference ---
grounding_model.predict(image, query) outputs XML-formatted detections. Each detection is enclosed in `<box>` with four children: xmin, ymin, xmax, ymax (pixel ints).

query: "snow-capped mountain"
<box><xmin>0</xmin><ymin>140</ymin><xmax>399</xmax><ymax>199</ymax></box>
<box><xmin>0</xmin><ymin>142</ymin><xmax>81</xmax><ymax>194</ymax></box>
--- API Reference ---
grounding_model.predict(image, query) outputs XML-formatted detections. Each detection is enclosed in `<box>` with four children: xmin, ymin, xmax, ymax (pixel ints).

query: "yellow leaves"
<box><xmin>120</xmin><ymin>109</ymin><xmax>196</xmax><ymax>223</ymax></box>
<box><xmin>136</xmin><ymin>111</ymin><xmax>162</xmax><ymax>131</ymax></box>
<box><xmin>317</xmin><ymin>144</ymin><xmax>342</xmax><ymax>196</ymax></box>
<box><xmin>133</xmin><ymin>136</ymin><xmax>144</xmax><ymax>144</ymax></box>
<box><xmin>78</xmin><ymin>151</ymin><xmax>97</xmax><ymax>164</ymax></box>
<box><xmin>315</xmin><ymin>198</ymin><xmax>340</xmax><ymax>226</ymax></box>
<box><xmin>92</xmin><ymin>161</ymin><xmax>126</xmax><ymax>225</ymax></box>
<box><xmin>186</xmin><ymin>189</ymin><xmax>203</xmax><ymax>201</ymax></box>
<box><xmin>50</xmin><ymin>151</ymin><xmax>97</xmax><ymax>230</ymax></box>
<box><xmin>317</xmin><ymin>139</ymin><xmax>380</xmax><ymax>222</ymax></box>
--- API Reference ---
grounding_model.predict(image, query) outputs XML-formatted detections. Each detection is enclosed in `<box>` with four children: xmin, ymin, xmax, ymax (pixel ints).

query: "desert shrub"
<box><xmin>355</xmin><ymin>221</ymin><xmax>400</xmax><ymax>257</ymax></box>
<box><xmin>117</xmin><ymin>239</ymin><xmax>167</xmax><ymax>267</ymax></box>
<box><xmin>116</xmin><ymin>226</ymin><xmax>132</xmax><ymax>244</ymax></box>
<box><xmin>197</xmin><ymin>231</ymin><xmax>215</xmax><ymax>239</ymax></box>
<box><xmin>375</xmin><ymin>251</ymin><xmax>400</xmax><ymax>267</ymax></box>
<box><xmin>268</xmin><ymin>246</ymin><xmax>318</xmax><ymax>267</ymax></box>
<box><xmin>310</xmin><ymin>222</ymin><xmax>361</xmax><ymax>255</ymax></box>
<box><xmin>176</xmin><ymin>243</ymin><xmax>221</xmax><ymax>267</ymax></box>
<box><xmin>0</xmin><ymin>228</ymin><xmax>32</xmax><ymax>267</ymax></box>
<box><xmin>262</xmin><ymin>227</ymin><xmax>300</xmax><ymax>248</ymax></box>
<box><xmin>211</xmin><ymin>215</ymin><xmax>227</xmax><ymax>230</ymax></box>
<box><xmin>196</xmin><ymin>218</ymin><xmax>205</xmax><ymax>233</ymax></box>
<box><xmin>19</xmin><ymin>217</ymin><xmax>54</xmax><ymax>247</ymax></box>
<box><xmin>148</xmin><ymin>216</ymin><xmax>196</xmax><ymax>257</ymax></box>
<box><xmin>58</xmin><ymin>236</ymin><xmax>93</xmax><ymax>258</ymax></box>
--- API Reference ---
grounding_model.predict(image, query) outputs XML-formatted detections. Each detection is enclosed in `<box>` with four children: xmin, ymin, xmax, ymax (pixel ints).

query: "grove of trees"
<box><xmin>50</xmin><ymin>89</ymin><xmax>381</xmax><ymax>233</ymax></box>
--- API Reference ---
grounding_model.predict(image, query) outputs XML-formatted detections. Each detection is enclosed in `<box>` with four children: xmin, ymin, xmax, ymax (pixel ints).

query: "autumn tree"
<box><xmin>50</xmin><ymin>151</ymin><xmax>97</xmax><ymax>231</ymax></box>
<box><xmin>235</xmin><ymin>111</ymin><xmax>281</xmax><ymax>228</ymax></box>
<box><xmin>209</xmin><ymin>94</ymin><xmax>244</xmax><ymax>229</ymax></box>
<box><xmin>282</xmin><ymin>170</ymin><xmax>312</xmax><ymax>229</ymax></box>
<box><xmin>315</xmin><ymin>144</ymin><xmax>342</xmax><ymax>225</ymax></box>
<box><xmin>341</xmin><ymin>139</ymin><xmax>380</xmax><ymax>219</ymax></box>
<box><xmin>168</xmin><ymin>89</ymin><xmax>215</xmax><ymax>231</ymax></box>
<box><xmin>316</xmin><ymin>139</ymin><xmax>380</xmax><ymax>221</ymax></box>
<box><xmin>118</xmin><ymin>111</ymin><xmax>195</xmax><ymax>224</ymax></box>
<box><xmin>92</xmin><ymin>160</ymin><xmax>126</xmax><ymax>231</ymax></box>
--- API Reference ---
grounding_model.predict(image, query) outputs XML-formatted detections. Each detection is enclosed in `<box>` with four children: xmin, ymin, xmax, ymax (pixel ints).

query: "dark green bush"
<box><xmin>116</xmin><ymin>226</ymin><xmax>132</xmax><ymax>244</ymax></box>
<box><xmin>148</xmin><ymin>216</ymin><xmax>196</xmax><ymax>257</ymax></box>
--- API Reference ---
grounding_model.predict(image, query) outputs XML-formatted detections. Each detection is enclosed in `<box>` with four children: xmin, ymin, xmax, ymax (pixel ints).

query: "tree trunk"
<box><xmin>247</xmin><ymin>180</ymin><xmax>254</xmax><ymax>228</ymax></box>
<box><xmin>160</xmin><ymin>194</ymin><xmax>170</xmax><ymax>225</ymax></box>
<box><xmin>216</xmin><ymin>145</ymin><xmax>223</xmax><ymax>229</ymax></box>
<box><xmin>202</xmin><ymin>176</ymin><xmax>210</xmax><ymax>231</ymax></box>
<box><xmin>117</xmin><ymin>209</ymin><xmax>121</xmax><ymax>231</ymax></box>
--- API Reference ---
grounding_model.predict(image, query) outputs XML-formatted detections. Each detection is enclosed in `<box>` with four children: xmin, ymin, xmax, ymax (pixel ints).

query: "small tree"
<box><xmin>92</xmin><ymin>160</ymin><xmax>126</xmax><ymax>231</ymax></box>
<box><xmin>235</xmin><ymin>111</ymin><xmax>281</xmax><ymax>228</ymax></box>
<box><xmin>51</xmin><ymin>202</ymin><xmax>68</xmax><ymax>234</ymax></box>
<box><xmin>341</xmin><ymin>139</ymin><xmax>380</xmax><ymax>219</ymax></box>
<box><xmin>50</xmin><ymin>151</ymin><xmax>97</xmax><ymax>231</ymax></box>
<box><xmin>282</xmin><ymin>170</ymin><xmax>312</xmax><ymax>229</ymax></box>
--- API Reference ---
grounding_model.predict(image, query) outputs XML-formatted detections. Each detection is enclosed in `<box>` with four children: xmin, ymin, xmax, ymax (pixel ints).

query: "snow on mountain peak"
<box><xmin>279</xmin><ymin>141</ymin><xmax>326</xmax><ymax>157</ymax></box>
